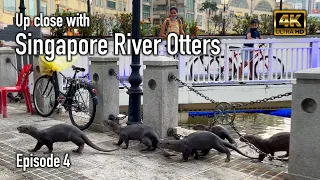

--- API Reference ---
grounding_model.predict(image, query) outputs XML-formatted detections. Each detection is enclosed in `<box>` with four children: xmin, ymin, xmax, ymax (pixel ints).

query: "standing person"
<box><xmin>240</xmin><ymin>19</ymin><xmax>263</xmax><ymax>80</ymax></box>
<box><xmin>159</xmin><ymin>6</ymin><xmax>185</xmax><ymax>39</ymax></box>
<box><xmin>159</xmin><ymin>6</ymin><xmax>185</xmax><ymax>58</ymax></box>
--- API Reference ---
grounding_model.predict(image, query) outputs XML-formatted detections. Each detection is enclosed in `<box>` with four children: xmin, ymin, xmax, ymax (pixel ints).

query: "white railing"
<box><xmin>26</xmin><ymin>37</ymin><xmax>320</xmax><ymax>89</ymax></box>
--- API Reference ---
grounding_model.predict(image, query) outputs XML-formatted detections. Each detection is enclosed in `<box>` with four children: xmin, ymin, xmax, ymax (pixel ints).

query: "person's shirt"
<box><xmin>165</xmin><ymin>18</ymin><xmax>180</xmax><ymax>35</ymax></box>
<box><xmin>244</xmin><ymin>28</ymin><xmax>261</xmax><ymax>47</ymax></box>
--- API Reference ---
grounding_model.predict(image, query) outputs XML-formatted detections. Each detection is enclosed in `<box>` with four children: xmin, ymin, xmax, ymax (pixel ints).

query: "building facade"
<box><xmin>0</xmin><ymin>0</ymin><xmax>129</xmax><ymax>28</ymax></box>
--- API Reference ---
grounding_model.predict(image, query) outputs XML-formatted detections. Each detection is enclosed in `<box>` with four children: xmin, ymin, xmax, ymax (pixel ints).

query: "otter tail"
<box><xmin>82</xmin><ymin>134</ymin><xmax>120</xmax><ymax>152</ymax></box>
<box><xmin>223</xmin><ymin>141</ymin><xmax>259</xmax><ymax>159</ymax></box>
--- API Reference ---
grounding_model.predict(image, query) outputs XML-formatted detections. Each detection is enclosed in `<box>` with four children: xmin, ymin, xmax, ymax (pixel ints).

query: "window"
<box><xmin>186</xmin><ymin>0</ymin><xmax>194</xmax><ymax>12</ymax></box>
<box><xmin>101</xmin><ymin>0</ymin><xmax>104</xmax><ymax>6</ymax></box>
<box><xmin>29</xmin><ymin>0</ymin><xmax>35</xmax><ymax>16</ymax></box>
<box><xmin>107</xmin><ymin>1</ymin><xmax>116</xmax><ymax>9</ymax></box>
<box><xmin>96</xmin><ymin>0</ymin><xmax>99</xmax><ymax>5</ymax></box>
<box><xmin>4</xmin><ymin>0</ymin><xmax>16</xmax><ymax>12</ymax></box>
<box><xmin>229</xmin><ymin>0</ymin><xmax>249</xmax><ymax>9</ymax></box>
<box><xmin>119</xmin><ymin>0</ymin><xmax>122</xmax><ymax>11</ymax></box>
<box><xmin>186</xmin><ymin>13</ymin><xmax>194</xmax><ymax>21</ymax></box>
<box><xmin>40</xmin><ymin>3</ymin><xmax>47</xmax><ymax>16</ymax></box>
<box><xmin>124</xmin><ymin>3</ymin><xmax>126</xmax><ymax>11</ymax></box>
<box><xmin>153</xmin><ymin>5</ymin><xmax>167</xmax><ymax>11</ymax></box>
<box><xmin>254</xmin><ymin>0</ymin><xmax>272</xmax><ymax>12</ymax></box>
<box><xmin>197</xmin><ymin>15</ymin><xmax>202</xmax><ymax>26</ymax></box>
<box><xmin>143</xmin><ymin>5</ymin><xmax>150</xmax><ymax>20</ymax></box>
<box><xmin>143</xmin><ymin>0</ymin><xmax>151</xmax><ymax>3</ymax></box>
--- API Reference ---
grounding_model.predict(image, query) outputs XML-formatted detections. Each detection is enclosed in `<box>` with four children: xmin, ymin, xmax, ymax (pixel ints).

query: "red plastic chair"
<box><xmin>0</xmin><ymin>64</ymin><xmax>34</xmax><ymax>118</ymax></box>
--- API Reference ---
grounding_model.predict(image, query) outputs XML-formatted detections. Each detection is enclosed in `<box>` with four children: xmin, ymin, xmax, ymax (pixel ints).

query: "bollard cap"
<box><xmin>294</xmin><ymin>67</ymin><xmax>320</xmax><ymax>80</ymax></box>
<box><xmin>144</xmin><ymin>56</ymin><xmax>179</xmax><ymax>66</ymax></box>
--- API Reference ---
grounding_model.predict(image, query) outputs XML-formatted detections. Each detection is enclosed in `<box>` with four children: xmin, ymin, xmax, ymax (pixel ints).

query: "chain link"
<box><xmin>110</xmin><ymin>70</ymin><xmax>130</xmax><ymax>90</ymax></box>
<box><xmin>233</xmin><ymin>92</ymin><xmax>292</xmax><ymax>108</ymax></box>
<box><xmin>171</xmin><ymin>75</ymin><xmax>217</xmax><ymax>104</ymax></box>
<box><xmin>170</xmin><ymin>74</ymin><xmax>290</xmax><ymax>161</ymax></box>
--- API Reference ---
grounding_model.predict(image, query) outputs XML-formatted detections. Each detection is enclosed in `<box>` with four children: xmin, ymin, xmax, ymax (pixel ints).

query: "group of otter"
<box><xmin>16</xmin><ymin>120</ymin><xmax>290</xmax><ymax>163</ymax></box>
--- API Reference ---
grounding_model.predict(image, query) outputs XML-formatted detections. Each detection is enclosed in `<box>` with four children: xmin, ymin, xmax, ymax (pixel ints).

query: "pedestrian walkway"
<box><xmin>0</xmin><ymin>103</ymin><xmax>289</xmax><ymax>180</ymax></box>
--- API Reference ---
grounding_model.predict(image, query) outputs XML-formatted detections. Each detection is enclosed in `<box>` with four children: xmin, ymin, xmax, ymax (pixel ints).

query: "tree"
<box><xmin>199</xmin><ymin>1</ymin><xmax>218</xmax><ymax>34</ymax></box>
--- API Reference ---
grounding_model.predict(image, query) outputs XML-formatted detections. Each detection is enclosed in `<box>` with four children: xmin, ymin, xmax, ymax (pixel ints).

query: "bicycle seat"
<box><xmin>72</xmin><ymin>65</ymin><xmax>85</xmax><ymax>72</ymax></box>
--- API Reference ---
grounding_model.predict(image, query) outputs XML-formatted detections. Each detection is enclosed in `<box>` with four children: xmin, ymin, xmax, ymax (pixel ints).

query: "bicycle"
<box><xmin>33</xmin><ymin>65</ymin><xmax>98</xmax><ymax>130</ymax></box>
<box><xmin>211</xmin><ymin>44</ymin><xmax>284</xmax><ymax>81</ymax></box>
<box><xmin>164</xmin><ymin>43</ymin><xmax>218</xmax><ymax>82</ymax></box>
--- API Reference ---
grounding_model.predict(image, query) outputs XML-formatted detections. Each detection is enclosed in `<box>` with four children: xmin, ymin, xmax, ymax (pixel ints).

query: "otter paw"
<box><xmin>72</xmin><ymin>150</ymin><xmax>82</xmax><ymax>154</ymax></box>
<box><xmin>225</xmin><ymin>158</ymin><xmax>230</xmax><ymax>162</ymax></box>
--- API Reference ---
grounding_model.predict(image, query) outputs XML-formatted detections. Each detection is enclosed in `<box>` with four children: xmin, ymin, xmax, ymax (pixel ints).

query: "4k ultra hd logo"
<box><xmin>274</xmin><ymin>10</ymin><xmax>307</xmax><ymax>36</ymax></box>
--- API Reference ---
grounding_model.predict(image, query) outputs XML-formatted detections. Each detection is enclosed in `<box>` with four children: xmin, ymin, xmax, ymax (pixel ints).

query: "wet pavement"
<box><xmin>0</xmin><ymin>103</ymin><xmax>289</xmax><ymax>180</ymax></box>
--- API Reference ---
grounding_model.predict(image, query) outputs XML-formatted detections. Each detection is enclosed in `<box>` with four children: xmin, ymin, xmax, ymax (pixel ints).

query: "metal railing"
<box><xmin>11</xmin><ymin>37</ymin><xmax>320</xmax><ymax>89</ymax></box>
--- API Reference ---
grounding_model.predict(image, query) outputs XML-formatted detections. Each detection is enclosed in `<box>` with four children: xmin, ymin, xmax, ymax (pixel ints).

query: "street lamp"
<box><xmin>127</xmin><ymin>0</ymin><xmax>142</xmax><ymax>125</ymax></box>
<box><xmin>221</xmin><ymin>0</ymin><xmax>228</xmax><ymax>35</ymax></box>
<box><xmin>19</xmin><ymin>0</ymin><xmax>26</xmax><ymax>16</ymax></box>
<box><xmin>87</xmin><ymin>0</ymin><xmax>92</xmax><ymax>14</ymax></box>
<box><xmin>55</xmin><ymin>0</ymin><xmax>60</xmax><ymax>10</ymax></box>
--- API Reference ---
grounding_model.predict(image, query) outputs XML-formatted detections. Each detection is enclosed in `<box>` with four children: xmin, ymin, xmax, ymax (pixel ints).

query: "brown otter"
<box><xmin>239</xmin><ymin>132</ymin><xmax>290</xmax><ymax>161</ymax></box>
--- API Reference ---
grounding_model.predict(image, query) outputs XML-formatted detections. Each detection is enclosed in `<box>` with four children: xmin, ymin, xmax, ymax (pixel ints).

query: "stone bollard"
<box><xmin>143</xmin><ymin>56</ymin><xmax>179</xmax><ymax>139</ymax></box>
<box><xmin>88</xmin><ymin>56</ymin><xmax>119</xmax><ymax>132</ymax></box>
<box><xmin>288</xmin><ymin>67</ymin><xmax>320</xmax><ymax>180</ymax></box>
<box><xmin>0</xmin><ymin>47</ymin><xmax>17</xmax><ymax>87</ymax></box>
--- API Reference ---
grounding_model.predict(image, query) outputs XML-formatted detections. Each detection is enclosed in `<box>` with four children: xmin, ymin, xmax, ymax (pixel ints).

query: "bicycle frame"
<box><xmin>228</xmin><ymin>45</ymin><xmax>267</xmax><ymax>70</ymax></box>
<box><xmin>52</xmin><ymin>69</ymin><xmax>97</xmax><ymax>109</ymax></box>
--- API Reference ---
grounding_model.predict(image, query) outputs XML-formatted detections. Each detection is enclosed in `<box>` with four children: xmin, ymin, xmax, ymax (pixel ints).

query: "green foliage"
<box><xmin>259</xmin><ymin>14</ymin><xmax>273</xmax><ymax>35</ymax></box>
<box><xmin>112</xmin><ymin>13</ymin><xmax>132</xmax><ymax>35</ymax></box>
<box><xmin>50</xmin><ymin>10</ymin><xmax>70</xmax><ymax>37</ymax></box>
<box><xmin>232</xmin><ymin>14</ymin><xmax>258</xmax><ymax>35</ymax></box>
<box><xmin>150</xmin><ymin>24</ymin><xmax>161</xmax><ymax>37</ymax></box>
<box><xmin>307</xmin><ymin>17</ymin><xmax>319</xmax><ymax>35</ymax></box>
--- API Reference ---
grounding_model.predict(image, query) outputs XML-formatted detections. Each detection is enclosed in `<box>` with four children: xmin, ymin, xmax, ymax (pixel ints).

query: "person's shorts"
<box><xmin>241</xmin><ymin>46</ymin><xmax>253</xmax><ymax>62</ymax></box>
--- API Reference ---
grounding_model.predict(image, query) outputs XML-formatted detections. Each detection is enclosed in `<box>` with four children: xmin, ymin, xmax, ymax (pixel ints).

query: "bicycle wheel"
<box><xmin>212</xmin><ymin>55</ymin><xmax>237</xmax><ymax>81</ymax></box>
<box><xmin>68</xmin><ymin>83</ymin><xmax>97</xmax><ymax>130</ymax></box>
<box><xmin>33</xmin><ymin>75</ymin><xmax>59</xmax><ymax>117</ymax></box>
<box><xmin>254</xmin><ymin>56</ymin><xmax>284</xmax><ymax>80</ymax></box>
<box><xmin>189</xmin><ymin>54</ymin><xmax>217</xmax><ymax>81</ymax></box>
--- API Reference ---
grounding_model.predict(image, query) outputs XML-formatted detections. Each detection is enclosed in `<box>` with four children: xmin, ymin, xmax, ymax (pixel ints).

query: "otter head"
<box><xmin>158</xmin><ymin>140</ymin><xmax>185</xmax><ymax>152</ymax></box>
<box><xmin>17</xmin><ymin>125</ymin><xmax>38</xmax><ymax>134</ymax></box>
<box><xmin>192</xmin><ymin>124</ymin><xmax>208</xmax><ymax>131</ymax></box>
<box><xmin>103</xmin><ymin>120</ymin><xmax>120</xmax><ymax>134</ymax></box>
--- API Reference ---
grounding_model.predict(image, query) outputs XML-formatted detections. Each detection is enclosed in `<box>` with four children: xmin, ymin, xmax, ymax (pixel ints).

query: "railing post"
<box><xmin>310</xmin><ymin>41</ymin><xmax>319</xmax><ymax>68</ymax></box>
<box><xmin>289</xmin><ymin>67</ymin><xmax>320</xmax><ymax>179</ymax></box>
<box><xmin>143</xmin><ymin>56</ymin><xmax>179</xmax><ymax>139</ymax></box>
<box><xmin>268</xmin><ymin>43</ymin><xmax>273</xmax><ymax>80</ymax></box>
<box><xmin>0</xmin><ymin>47</ymin><xmax>17</xmax><ymax>87</ymax></box>
<box><xmin>224</xmin><ymin>43</ymin><xmax>229</xmax><ymax>81</ymax></box>
<box><xmin>89</xmin><ymin>56</ymin><xmax>119</xmax><ymax>132</ymax></box>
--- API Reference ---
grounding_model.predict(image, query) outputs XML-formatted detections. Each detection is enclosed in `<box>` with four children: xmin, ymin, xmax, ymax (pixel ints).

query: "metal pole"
<box><xmin>127</xmin><ymin>0</ymin><xmax>142</xmax><ymax>124</ymax></box>
<box><xmin>280</xmin><ymin>0</ymin><xmax>283</xmax><ymax>10</ymax></box>
<box><xmin>37</xmin><ymin>0</ymin><xmax>41</xmax><ymax>37</ymax></box>
<box><xmin>87</xmin><ymin>0</ymin><xmax>91</xmax><ymax>14</ymax></box>
<box><xmin>19</xmin><ymin>0</ymin><xmax>26</xmax><ymax>16</ymax></box>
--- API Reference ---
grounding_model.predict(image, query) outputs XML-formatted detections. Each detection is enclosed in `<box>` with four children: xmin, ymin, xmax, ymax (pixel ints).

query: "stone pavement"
<box><xmin>0</xmin><ymin>103</ymin><xmax>289</xmax><ymax>180</ymax></box>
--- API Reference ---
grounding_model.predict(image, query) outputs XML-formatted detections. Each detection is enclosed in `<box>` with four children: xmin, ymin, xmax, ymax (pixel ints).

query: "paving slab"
<box><xmin>0</xmin><ymin>103</ymin><xmax>289</xmax><ymax>180</ymax></box>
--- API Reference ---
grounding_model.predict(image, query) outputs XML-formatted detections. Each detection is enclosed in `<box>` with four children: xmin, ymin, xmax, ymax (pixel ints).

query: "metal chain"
<box><xmin>171</xmin><ymin>75</ymin><xmax>218</xmax><ymax>104</ymax></box>
<box><xmin>170</xmin><ymin>74</ymin><xmax>290</xmax><ymax>161</ymax></box>
<box><xmin>233</xmin><ymin>92</ymin><xmax>292</xmax><ymax>108</ymax></box>
<box><xmin>110</xmin><ymin>70</ymin><xmax>130</xmax><ymax>90</ymax></box>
